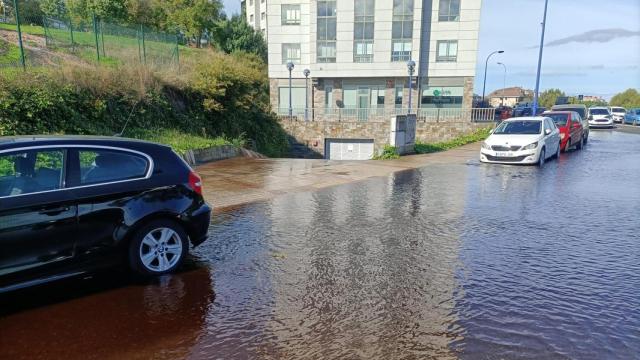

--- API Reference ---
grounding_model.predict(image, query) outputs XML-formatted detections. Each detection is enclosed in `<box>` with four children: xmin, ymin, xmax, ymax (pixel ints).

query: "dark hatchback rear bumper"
<box><xmin>182</xmin><ymin>202</ymin><xmax>212</xmax><ymax>247</ymax></box>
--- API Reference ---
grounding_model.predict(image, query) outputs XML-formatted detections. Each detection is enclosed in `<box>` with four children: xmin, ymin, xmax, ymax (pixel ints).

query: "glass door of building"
<box><xmin>357</xmin><ymin>87</ymin><xmax>370</xmax><ymax>122</ymax></box>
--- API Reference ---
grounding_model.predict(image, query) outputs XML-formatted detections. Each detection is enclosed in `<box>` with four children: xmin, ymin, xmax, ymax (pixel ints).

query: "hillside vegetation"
<box><xmin>0</xmin><ymin>46</ymin><xmax>289</xmax><ymax>156</ymax></box>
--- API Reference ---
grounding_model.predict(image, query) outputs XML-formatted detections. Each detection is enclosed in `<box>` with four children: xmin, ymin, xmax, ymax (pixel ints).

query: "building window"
<box><xmin>325</xmin><ymin>86</ymin><xmax>333</xmax><ymax>108</ymax></box>
<box><xmin>282</xmin><ymin>43</ymin><xmax>301</xmax><ymax>64</ymax></box>
<box><xmin>317</xmin><ymin>1</ymin><xmax>337</xmax><ymax>63</ymax></box>
<box><xmin>438</xmin><ymin>0</ymin><xmax>460</xmax><ymax>21</ymax></box>
<box><xmin>281</xmin><ymin>4</ymin><xmax>301</xmax><ymax>25</ymax></box>
<box><xmin>261</xmin><ymin>0</ymin><xmax>265</xmax><ymax>3</ymax></box>
<box><xmin>354</xmin><ymin>0</ymin><xmax>375</xmax><ymax>63</ymax></box>
<box><xmin>250</xmin><ymin>14</ymin><xmax>254</xmax><ymax>22</ymax></box>
<box><xmin>436</xmin><ymin>40</ymin><xmax>458</xmax><ymax>62</ymax></box>
<box><xmin>261</xmin><ymin>12</ymin><xmax>265</xmax><ymax>20</ymax></box>
<box><xmin>278</xmin><ymin>87</ymin><xmax>306</xmax><ymax>114</ymax></box>
<box><xmin>391</xmin><ymin>0</ymin><xmax>414</xmax><ymax>61</ymax></box>
<box><xmin>249</xmin><ymin>0</ymin><xmax>253</xmax><ymax>6</ymax></box>
<box><xmin>395</xmin><ymin>85</ymin><xmax>404</xmax><ymax>108</ymax></box>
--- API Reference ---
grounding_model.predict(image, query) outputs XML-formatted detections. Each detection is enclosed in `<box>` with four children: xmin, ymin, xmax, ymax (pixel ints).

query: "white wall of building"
<box><xmin>266</xmin><ymin>0</ymin><xmax>481</xmax><ymax>80</ymax></box>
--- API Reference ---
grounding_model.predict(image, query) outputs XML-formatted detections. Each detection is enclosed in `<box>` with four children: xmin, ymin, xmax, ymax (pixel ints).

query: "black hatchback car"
<box><xmin>0</xmin><ymin>136</ymin><xmax>211</xmax><ymax>293</ymax></box>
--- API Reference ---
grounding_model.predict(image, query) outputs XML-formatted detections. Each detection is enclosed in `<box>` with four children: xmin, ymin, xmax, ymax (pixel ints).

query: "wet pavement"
<box><xmin>1</xmin><ymin>129</ymin><xmax>640</xmax><ymax>359</ymax></box>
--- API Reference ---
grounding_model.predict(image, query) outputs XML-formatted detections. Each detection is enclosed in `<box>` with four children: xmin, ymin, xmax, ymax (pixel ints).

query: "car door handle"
<box><xmin>39</xmin><ymin>206</ymin><xmax>70</xmax><ymax>216</ymax></box>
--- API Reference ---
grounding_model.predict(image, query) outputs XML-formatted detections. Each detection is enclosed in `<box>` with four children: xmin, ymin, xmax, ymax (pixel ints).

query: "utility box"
<box><xmin>390</xmin><ymin>114</ymin><xmax>417</xmax><ymax>155</ymax></box>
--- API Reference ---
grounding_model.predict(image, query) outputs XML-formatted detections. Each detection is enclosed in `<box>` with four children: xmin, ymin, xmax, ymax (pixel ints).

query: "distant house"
<box><xmin>582</xmin><ymin>95</ymin><xmax>605</xmax><ymax>103</ymax></box>
<box><xmin>488</xmin><ymin>87</ymin><xmax>533</xmax><ymax>108</ymax></box>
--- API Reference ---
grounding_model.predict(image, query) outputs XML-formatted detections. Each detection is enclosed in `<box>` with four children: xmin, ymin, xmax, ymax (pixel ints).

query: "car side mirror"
<box><xmin>545</xmin><ymin>129</ymin><xmax>552</xmax><ymax>135</ymax></box>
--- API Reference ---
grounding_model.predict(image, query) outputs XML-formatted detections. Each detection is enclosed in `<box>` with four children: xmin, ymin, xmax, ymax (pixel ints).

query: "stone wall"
<box><xmin>279</xmin><ymin>119</ymin><xmax>492</xmax><ymax>158</ymax></box>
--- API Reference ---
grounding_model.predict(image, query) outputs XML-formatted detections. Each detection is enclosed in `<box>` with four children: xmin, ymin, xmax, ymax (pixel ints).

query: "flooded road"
<box><xmin>2</xmin><ymin>130</ymin><xmax>639</xmax><ymax>359</ymax></box>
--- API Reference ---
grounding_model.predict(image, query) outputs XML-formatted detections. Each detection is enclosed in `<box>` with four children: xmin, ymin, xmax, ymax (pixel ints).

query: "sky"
<box><xmin>221</xmin><ymin>0</ymin><xmax>640</xmax><ymax>99</ymax></box>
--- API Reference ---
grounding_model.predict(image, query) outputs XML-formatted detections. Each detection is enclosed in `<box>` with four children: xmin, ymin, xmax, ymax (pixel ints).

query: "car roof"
<box><xmin>504</xmin><ymin>116</ymin><xmax>546</xmax><ymax>121</ymax></box>
<box><xmin>0</xmin><ymin>135</ymin><xmax>169</xmax><ymax>152</ymax></box>
<box><xmin>552</xmin><ymin>104</ymin><xmax>587</xmax><ymax>109</ymax></box>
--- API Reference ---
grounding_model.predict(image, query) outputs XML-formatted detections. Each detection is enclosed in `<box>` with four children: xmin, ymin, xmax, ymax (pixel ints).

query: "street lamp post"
<box><xmin>532</xmin><ymin>0</ymin><xmax>550</xmax><ymax>116</ymax></box>
<box><xmin>481</xmin><ymin>50</ymin><xmax>504</xmax><ymax>107</ymax></box>
<box><xmin>407</xmin><ymin>60</ymin><xmax>416</xmax><ymax>114</ymax></box>
<box><xmin>497</xmin><ymin>62</ymin><xmax>507</xmax><ymax>107</ymax></box>
<box><xmin>286</xmin><ymin>62</ymin><xmax>295</xmax><ymax>117</ymax></box>
<box><xmin>303</xmin><ymin>69</ymin><xmax>310</xmax><ymax>121</ymax></box>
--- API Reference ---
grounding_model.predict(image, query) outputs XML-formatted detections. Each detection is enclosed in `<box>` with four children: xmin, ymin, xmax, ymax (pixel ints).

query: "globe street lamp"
<box><xmin>407</xmin><ymin>60</ymin><xmax>416</xmax><ymax>114</ymax></box>
<box><xmin>497</xmin><ymin>62</ymin><xmax>507</xmax><ymax>107</ymax></box>
<box><xmin>532</xmin><ymin>0</ymin><xmax>550</xmax><ymax>116</ymax></box>
<box><xmin>303</xmin><ymin>69</ymin><xmax>310</xmax><ymax>121</ymax></box>
<box><xmin>481</xmin><ymin>50</ymin><xmax>504</xmax><ymax>107</ymax></box>
<box><xmin>286</xmin><ymin>62</ymin><xmax>295</xmax><ymax>117</ymax></box>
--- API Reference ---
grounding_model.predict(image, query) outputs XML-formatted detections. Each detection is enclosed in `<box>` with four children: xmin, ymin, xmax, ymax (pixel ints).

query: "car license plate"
<box><xmin>496</xmin><ymin>151</ymin><xmax>513</xmax><ymax>157</ymax></box>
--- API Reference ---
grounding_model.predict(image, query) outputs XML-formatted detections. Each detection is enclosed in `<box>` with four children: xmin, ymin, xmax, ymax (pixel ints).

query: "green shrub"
<box><xmin>373</xmin><ymin>145</ymin><xmax>400</xmax><ymax>160</ymax></box>
<box><xmin>0</xmin><ymin>52</ymin><xmax>290</xmax><ymax>157</ymax></box>
<box><xmin>415</xmin><ymin>127</ymin><xmax>492</xmax><ymax>154</ymax></box>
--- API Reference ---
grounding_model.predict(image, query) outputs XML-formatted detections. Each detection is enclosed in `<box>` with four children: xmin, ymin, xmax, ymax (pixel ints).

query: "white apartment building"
<box><xmin>242</xmin><ymin>0</ymin><xmax>269</xmax><ymax>36</ymax></box>
<box><xmin>265</xmin><ymin>0</ymin><xmax>482</xmax><ymax>120</ymax></box>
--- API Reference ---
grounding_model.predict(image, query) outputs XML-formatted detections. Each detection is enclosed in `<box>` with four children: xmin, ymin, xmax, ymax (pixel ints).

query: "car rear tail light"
<box><xmin>188</xmin><ymin>171</ymin><xmax>203</xmax><ymax>195</ymax></box>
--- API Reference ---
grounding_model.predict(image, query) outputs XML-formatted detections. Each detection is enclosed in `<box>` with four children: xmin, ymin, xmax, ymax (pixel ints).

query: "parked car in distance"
<box><xmin>513</xmin><ymin>106</ymin><xmax>546</xmax><ymax>117</ymax></box>
<box><xmin>610</xmin><ymin>107</ymin><xmax>626</xmax><ymax>123</ymax></box>
<box><xmin>0</xmin><ymin>136</ymin><xmax>212</xmax><ymax>293</ymax></box>
<box><xmin>624</xmin><ymin>108</ymin><xmax>640</xmax><ymax>125</ymax></box>
<box><xmin>480</xmin><ymin>117</ymin><xmax>561</xmax><ymax>166</ymax></box>
<box><xmin>551</xmin><ymin>104</ymin><xmax>590</xmax><ymax>143</ymax></box>
<box><xmin>544</xmin><ymin>111</ymin><xmax>584</xmax><ymax>151</ymax></box>
<box><xmin>589</xmin><ymin>107</ymin><xmax>614</xmax><ymax>128</ymax></box>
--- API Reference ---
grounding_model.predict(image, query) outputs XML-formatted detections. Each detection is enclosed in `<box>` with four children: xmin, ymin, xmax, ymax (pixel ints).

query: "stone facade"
<box><xmin>279</xmin><ymin>118</ymin><xmax>491</xmax><ymax>158</ymax></box>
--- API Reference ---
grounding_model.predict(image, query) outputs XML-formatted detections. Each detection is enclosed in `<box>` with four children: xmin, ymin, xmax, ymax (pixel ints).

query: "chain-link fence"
<box><xmin>0</xmin><ymin>2</ymin><xmax>179</xmax><ymax>71</ymax></box>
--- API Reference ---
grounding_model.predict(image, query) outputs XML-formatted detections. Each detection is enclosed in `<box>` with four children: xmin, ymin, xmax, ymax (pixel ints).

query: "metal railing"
<box><xmin>277</xmin><ymin>107</ymin><xmax>497</xmax><ymax>123</ymax></box>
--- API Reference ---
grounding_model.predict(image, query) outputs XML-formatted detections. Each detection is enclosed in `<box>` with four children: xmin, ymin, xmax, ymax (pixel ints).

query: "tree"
<box><xmin>212</xmin><ymin>15</ymin><xmax>267</xmax><ymax>61</ymax></box>
<box><xmin>40</xmin><ymin>0</ymin><xmax>67</xmax><ymax>18</ymax></box>
<box><xmin>538</xmin><ymin>88</ymin><xmax>565</xmax><ymax>109</ymax></box>
<box><xmin>14</xmin><ymin>0</ymin><xmax>44</xmax><ymax>24</ymax></box>
<box><xmin>165</xmin><ymin>0</ymin><xmax>223</xmax><ymax>48</ymax></box>
<box><xmin>610</xmin><ymin>89</ymin><xmax>640</xmax><ymax>109</ymax></box>
<box><xmin>66</xmin><ymin>0</ymin><xmax>127</xmax><ymax>22</ymax></box>
<box><xmin>124</xmin><ymin>0</ymin><xmax>166</xmax><ymax>28</ymax></box>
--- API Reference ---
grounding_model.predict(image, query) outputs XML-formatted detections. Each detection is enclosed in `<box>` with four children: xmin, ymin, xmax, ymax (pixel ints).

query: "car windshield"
<box><xmin>591</xmin><ymin>108</ymin><xmax>609</xmax><ymax>115</ymax></box>
<box><xmin>554</xmin><ymin>107</ymin><xmax>585</xmax><ymax>117</ymax></box>
<box><xmin>546</xmin><ymin>114</ymin><xmax>569</xmax><ymax>126</ymax></box>
<box><xmin>494</xmin><ymin>121</ymin><xmax>542</xmax><ymax>135</ymax></box>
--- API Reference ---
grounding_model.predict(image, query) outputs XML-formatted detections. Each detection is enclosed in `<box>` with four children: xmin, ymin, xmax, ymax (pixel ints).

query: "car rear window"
<box><xmin>554</xmin><ymin>107</ymin><xmax>585</xmax><ymax>118</ymax></box>
<box><xmin>79</xmin><ymin>149</ymin><xmax>149</xmax><ymax>185</ymax></box>
<box><xmin>611</xmin><ymin>108</ymin><xmax>625</xmax><ymax>113</ymax></box>
<box><xmin>494</xmin><ymin>121</ymin><xmax>542</xmax><ymax>135</ymax></box>
<box><xmin>546</xmin><ymin>114</ymin><xmax>569</xmax><ymax>126</ymax></box>
<box><xmin>0</xmin><ymin>149</ymin><xmax>64</xmax><ymax>197</ymax></box>
<box><xmin>590</xmin><ymin>108</ymin><xmax>609</xmax><ymax>115</ymax></box>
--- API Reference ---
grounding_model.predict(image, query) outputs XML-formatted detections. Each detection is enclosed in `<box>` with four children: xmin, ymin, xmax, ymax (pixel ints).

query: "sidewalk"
<box><xmin>198</xmin><ymin>143</ymin><xmax>479</xmax><ymax>212</ymax></box>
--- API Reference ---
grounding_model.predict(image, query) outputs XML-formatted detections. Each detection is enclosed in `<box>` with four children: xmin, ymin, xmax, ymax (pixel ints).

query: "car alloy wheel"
<box><xmin>129</xmin><ymin>220</ymin><xmax>188</xmax><ymax>276</ymax></box>
<box><xmin>139</xmin><ymin>228</ymin><xmax>183</xmax><ymax>272</ymax></box>
<box><xmin>576</xmin><ymin>137</ymin><xmax>584</xmax><ymax>150</ymax></box>
<box><xmin>538</xmin><ymin>148</ymin><xmax>545</xmax><ymax>167</ymax></box>
<box><xmin>556</xmin><ymin>142</ymin><xmax>561</xmax><ymax>158</ymax></box>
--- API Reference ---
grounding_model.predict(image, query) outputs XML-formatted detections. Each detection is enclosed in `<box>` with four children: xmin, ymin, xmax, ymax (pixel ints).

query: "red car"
<box><xmin>544</xmin><ymin>111</ymin><xmax>585</xmax><ymax>152</ymax></box>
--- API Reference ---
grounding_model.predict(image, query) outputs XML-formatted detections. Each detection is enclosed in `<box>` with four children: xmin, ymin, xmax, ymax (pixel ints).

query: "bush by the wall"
<box><xmin>0</xmin><ymin>51</ymin><xmax>290</xmax><ymax>157</ymax></box>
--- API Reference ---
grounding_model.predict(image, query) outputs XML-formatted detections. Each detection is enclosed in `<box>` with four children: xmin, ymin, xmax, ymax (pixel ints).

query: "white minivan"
<box><xmin>480</xmin><ymin>117</ymin><xmax>561</xmax><ymax>166</ymax></box>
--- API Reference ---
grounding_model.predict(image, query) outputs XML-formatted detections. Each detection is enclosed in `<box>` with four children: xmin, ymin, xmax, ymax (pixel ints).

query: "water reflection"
<box><xmin>0</xmin><ymin>264</ymin><xmax>213</xmax><ymax>360</ymax></box>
